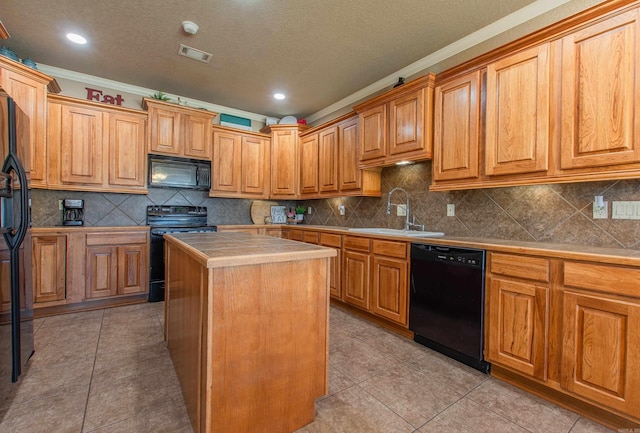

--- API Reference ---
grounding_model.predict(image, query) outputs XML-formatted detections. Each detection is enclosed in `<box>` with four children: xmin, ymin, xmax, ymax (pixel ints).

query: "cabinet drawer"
<box><xmin>86</xmin><ymin>231</ymin><xmax>148</xmax><ymax>246</ymax></box>
<box><xmin>343</xmin><ymin>236</ymin><xmax>371</xmax><ymax>252</ymax></box>
<box><xmin>489</xmin><ymin>252</ymin><xmax>549</xmax><ymax>282</ymax></box>
<box><xmin>320</xmin><ymin>233</ymin><xmax>341</xmax><ymax>248</ymax></box>
<box><xmin>563</xmin><ymin>262</ymin><xmax>640</xmax><ymax>298</ymax></box>
<box><xmin>287</xmin><ymin>229</ymin><xmax>304</xmax><ymax>242</ymax></box>
<box><xmin>372</xmin><ymin>240</ymin><xmax>407</xmax><ymax>259</ymax></box>
<box><xmin>302</xmin><ymin>231</ymin><xmax>319</xmax><ymax>244</ymax></box>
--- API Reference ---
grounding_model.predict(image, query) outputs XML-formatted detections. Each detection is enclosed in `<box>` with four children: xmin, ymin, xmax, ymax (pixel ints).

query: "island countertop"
<box><xmin>164</xmin><ymin>231</ymin><xmax>336</xmax><ymax>269</ymax></box>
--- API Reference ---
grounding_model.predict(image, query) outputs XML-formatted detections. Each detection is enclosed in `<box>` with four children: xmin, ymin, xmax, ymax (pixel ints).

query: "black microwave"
<box><xmin>148</xmin><ymin>154</ymin><xmax>211</xmax><ymax>190</ymax></box>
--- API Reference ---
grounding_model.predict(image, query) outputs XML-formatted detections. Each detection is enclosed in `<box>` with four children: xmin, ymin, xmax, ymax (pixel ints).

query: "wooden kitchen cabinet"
<box><xmin>342</xmin><ymin>249</ymin><xmax>370</xmax><ymax>310</ymax></box>
<box><xmin>486</xmin><ymin>252</ymin><xmax>550</xmax><ymax>380</ymax></box>
<box><xmin>32</xmin><ymin>235</ymin><xmax>67</xmax><ymax>304</ymax></box>
<box><xmin>485</xmin><ymin>44</ymin><xmax>550</xmax><ymax>177</ymax></box>
<box><xmin>47</xmin><ymin>95</ymin><xmax>147</xmax><ymax>193</ymax></box>
<box><xmin>300</xmin><ymin>133</ymin><xmax>319</xmax><ymax>195</ymax></box>
<box><xmin>370</xmin><ymin>239</ymin><xmax>409</xmax><ymax>326</ymax></box>
<box><xmin>143</xmin><ymin>98</ymin><xmax>216</xmax><ymax>160</ymax></box>
<box><xmin>432</xmin><ymin>70</ymin><xmax>481</xmax><ymax>183</ymax></box>
<box><xmin>320</xmin><ymin>233</ymin><xmax>342</xmax><ymax>300</ymax></box>
<box><xmin>560</xmin><ymin>261</ymin><xmax>640</xmax><ymax>419</ymax></box>
<box><xmin>319</xmin><ymin>127</ymin><xmax>338</xmax><ymax>193</ymax></box>
<box><xmin>354</xmin><ymin>74</ymin><xmax>435</xmax><ymax>168</ymax></box>
<box><xmin>0</xmin><ymin>57</ymin><xmax>59</xmax><ymax>188</ymax></box>
<box><xmin>300</xmin><ymin>114</ymin><xmax>381</xmax><ymax>199</ymax></box>
<box><xmin>85</xmin><ymin>231</ymin><xmax>148</xmax><ymax>300</ymax></box>
<box><xmin>268</xmin><ymin>124</ymin><xmax>308</xmax><ymax>199</ymax></box>
<box><xmin>559</xmin><ymin>8</ymin><xmax>640</xmax><ymax>172</ymax></box>
<box><xmin>211</xmin><ymin>126</ymin><xmax>271</xmax><ymax>199</ymax></box>
<box><xmin>431</xmin><ymin>3</ymin><xmax>640</xmax><ymax>191</ymax></box>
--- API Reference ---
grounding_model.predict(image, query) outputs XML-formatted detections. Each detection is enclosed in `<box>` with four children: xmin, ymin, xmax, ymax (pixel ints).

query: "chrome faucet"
<box><xmin>387</xmin><ymin>187</ymin><xmax>425</xmax><ymax>231</ymax></box>
<box><xmin>386</xmin><ymin>187</ymin><xmax>411</xmax><ymax>231</ymax></box>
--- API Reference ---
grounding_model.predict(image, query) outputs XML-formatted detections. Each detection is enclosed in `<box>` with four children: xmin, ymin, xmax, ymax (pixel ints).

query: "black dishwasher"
<box><xmin>410</xmin><ymin>243</ymin><xmax>490</xmax><ymax>373</ymax></box>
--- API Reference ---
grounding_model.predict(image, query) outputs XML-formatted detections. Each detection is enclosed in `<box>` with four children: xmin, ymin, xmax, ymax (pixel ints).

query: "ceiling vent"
<box><xmin>178</xmin><ymin>44</ymin><xmax>212</xmax><ymax>63</ymax></box>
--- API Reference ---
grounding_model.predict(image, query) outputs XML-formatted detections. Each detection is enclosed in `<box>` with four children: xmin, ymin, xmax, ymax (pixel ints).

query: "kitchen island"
<box><xmin>163</xmin><ymin>231</ymin><xmax>336</xmax><ymax>433</ymax></box>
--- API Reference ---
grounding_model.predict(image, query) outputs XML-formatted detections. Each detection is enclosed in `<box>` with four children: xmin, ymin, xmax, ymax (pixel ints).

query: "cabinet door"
<box><xmin>342</xmin><ymin>250</ymin><xmax>370</xmax><ymax>309</ymax></box>
<box><xmin>328</xmin><ymin>248</ymin><xmax>341</xmax><ymax>299</ymax></box>
<box><xmin>59</xmin><ymin>104</ymin><xmax>104</xmax><ymax>185</ymax></box>
<box><xmin>433</xmin><ymin>71</ymin><xmax>481</xmax><ymax>181</ymax></box>
<box><xmin>560</xmin><ymin>9</ymin><xmax>640</xmax><ymax>170</ymax></box>
<box><xmin>32</xmin><ymin>235</ymin><xmax>66</xmax><ymax>304</ymax></box>
<box><xmin>485</xmin><ymin>44</ymin><xmax>550</xmax><ymax>176</ymax></box>
<box><xmin>487</xmin><ymin>277</ymin><xmax>548</xmax><ymax>380</ymax></box>
<box><xmin>183</xmin><ymin>114</ymin><xmax>212</xmax><ymax>159</ymax></box>
<box><xmin>148</xmin><ymin>107</ymin><xmax>181</xmax><ymax>155</ymax></box>
<box><xmin>241</xmin><ymin>136</ymin><xmax>269</xmax><ymax>197</ymax></box>
<box><xmin>389</xmin><ymin>88</ymin><xmax>425</xmax><ymax>157</ymax></box>
<box><xmin>370</xmin><ymin>255</ymin><xmax>408</xmax><ymax>325</ymax></box>
<box><xmin>0</xmin><ymin>69</ymin><xmax>48</xmax><ymax>187</ymax></box>
<box><xmin>561</xmin><ymin>291</ymin><xmax>640</xmax><ymax>417</ymax></box>
<box><xmin>319</xmin><ymin>126</ymin><xmax>338</xmax><ymax>193</ymax></box>
<box><xmin>300</xmin><ymin>134</ymin><xmax>319</xmax><ymax>195</ymax></box>
<box><xmin>359</xmin><ymin>104</ymin><xmax>387</xmax><ymax>162</ymax></box>
<box><xmin>118</xmin><ymin>245</ymin><xmax>147</xmax><ymax>295</ymax></box>
<box><xmin>212</xmin><ymin>131</ymin><xmax>241</xmax><ymax>193</ymax></box>
<box><xmin>270</xmin><ymin>128</ymin><xmax>298</xmax><ymax>197</ymax></box>
<box><xmin>108</xmin><ymin>113</ymin><xmax>146</xmax><ymax>188</ymax></box>
<box><xmin>338</xmin><ymin>117</ymin><xmax>362</xmax><ymax>191</ymax></box>
<box><xmin>86</xmin><ymin>246</ymin><xmax>117</xmax><ymax>299</ymax></box>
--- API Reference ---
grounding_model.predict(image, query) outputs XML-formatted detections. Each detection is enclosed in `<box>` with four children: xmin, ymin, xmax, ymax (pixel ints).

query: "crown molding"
<box><xmin>36</xmin><ymin>64</ymin><xmax>269</xmax><ymax>122</ymax></box>
<box><xmin>305</xmin><ymin>0</ymin><xmax>572</xmax><ymax>123</ymax></box>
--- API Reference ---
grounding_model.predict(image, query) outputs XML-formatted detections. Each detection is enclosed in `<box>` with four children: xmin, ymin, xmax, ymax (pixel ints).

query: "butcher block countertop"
<box><xmin>164</xmin><ymin>231</ymin><xmax>336</xmax><ymax>268</ymax></box>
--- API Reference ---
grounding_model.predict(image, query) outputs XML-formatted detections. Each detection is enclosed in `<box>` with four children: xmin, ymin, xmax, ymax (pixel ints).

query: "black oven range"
<box><xmin>146</xmin><ymin>205</ymin><xmax>217</xmax><ymax>302</ymax></box>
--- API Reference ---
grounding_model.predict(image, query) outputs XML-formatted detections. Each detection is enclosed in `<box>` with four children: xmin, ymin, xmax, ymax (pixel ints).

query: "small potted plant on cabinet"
<box><xmin>295</xmin><ymin>205</ymin><xmax>306</xmax><ymax>223</ymax></box>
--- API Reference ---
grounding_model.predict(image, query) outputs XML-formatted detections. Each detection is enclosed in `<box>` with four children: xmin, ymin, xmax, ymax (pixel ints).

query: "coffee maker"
<box><xmin>62</xmin><ymin>199</ymin><xmax>84</xmax><ymax>226</ymax></box>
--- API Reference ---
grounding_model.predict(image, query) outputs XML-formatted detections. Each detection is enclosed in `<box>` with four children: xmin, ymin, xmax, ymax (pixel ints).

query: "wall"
<box><xmin>31</xmin><ymin>162</ymin><xmax>640</xmax><ymax>249</ymax></box>
<box><xmin>301</xmin><ymin>162</ymin><xmax>640</xmax><ymax>250</ymax></box>
<box><xmin>30</xmin><ymin>188</ymin><xmax>293</xmax><ymax>228</ymax></box>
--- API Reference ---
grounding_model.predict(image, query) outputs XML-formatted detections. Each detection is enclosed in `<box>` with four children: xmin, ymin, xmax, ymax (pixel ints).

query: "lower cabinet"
<box><xmin>486</xmin><ymin>251</ymin><xmax>640</xmax><ymax>426</ymax></box>
<box><xmin>342</xmin><ymin>235</ymin><xmax>409</xmax><ymax>327</ymax></box>
<box><xmin>320</xmin><ymin>233</ymin><xmax>342</xmax><ymax>299</ymax></box>
<box><xmin>32</xmin><ymin>235</ymin><xmax>67</xmax><ymax>304</ymax></box>
<box><xmin>85</xmin><ymin>232</ymin><xmax>148</xmax><ymax>299</ymax></box>
<box><xmin>31</xmin><ymin>227</ymin><xmax>149</xmax><ymax>309</ymax></box>
<box><xmin>486</xmin><ymin>252</ymin><xmax>550</xmax><ymax>380</ymax></box>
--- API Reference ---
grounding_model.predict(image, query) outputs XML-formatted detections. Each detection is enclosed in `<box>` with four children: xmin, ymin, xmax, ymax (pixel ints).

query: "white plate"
<box><xmin>279</xmin><ymin>115</ymin><xmax>297</xmax><ymax>124</ymax></box>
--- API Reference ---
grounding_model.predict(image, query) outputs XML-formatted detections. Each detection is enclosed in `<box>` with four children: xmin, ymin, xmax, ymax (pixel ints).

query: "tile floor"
<box><xmin>0</xmin><ymin>302</ymin><xmax>617</xmax><ymax>433</ymax></box>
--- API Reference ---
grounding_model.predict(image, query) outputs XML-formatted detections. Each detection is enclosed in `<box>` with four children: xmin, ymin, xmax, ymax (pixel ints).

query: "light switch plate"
<box><xmin>612</xmin><ymin>201</ymin><xmax>640</xmax><ymax>219</ymax></box>
<box><xmin>447</xmin><ymin>204</ymin><xmax>455</xmax><ymax>217</ymax></box>
<box><xmin>396</xmin><ymin>204</ymin><xmax>406</xmax><ymax>216</ymax></box>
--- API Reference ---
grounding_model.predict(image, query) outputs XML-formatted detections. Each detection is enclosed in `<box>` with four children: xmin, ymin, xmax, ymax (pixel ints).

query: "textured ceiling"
<box><xmin>3</xmin><ymin>0</ymin><xmax>572</xmax><ymax>119</ymax></box>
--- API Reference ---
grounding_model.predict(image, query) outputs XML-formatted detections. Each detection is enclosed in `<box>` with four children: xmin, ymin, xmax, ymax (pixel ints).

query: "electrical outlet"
<box><xmin>307</xmin><ymin>206</ymin><xmax>312</xmax><ymax>215</ymax></box>
<box><xmin>338</xmin><ymin>204</ymin><xmax>346</xmax><ymax>216</ymax></box>
<box><xmin>447</xmin><ymin>204</ymin><xmax>455</xmax><ymax>217</ymax></box>
<box><xmin>59</xmin><ymin>200</ymin><xmax>63</xmax><ymax>210</ymax></box>
<box><xmin>396</xmin><ymin>204</ymin><xmax>406</xmax><ymax>216</ymax></box>
<box><xmin>593</xmin><ymin>202</ymin><xmax>608</xmax><ymax>219</ymax></box>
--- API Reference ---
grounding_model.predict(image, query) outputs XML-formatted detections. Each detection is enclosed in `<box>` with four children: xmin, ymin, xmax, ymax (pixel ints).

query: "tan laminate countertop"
<box><xmin>164</xmin><ymin>231</ymin><xmax>336</xmax><ymax>269</ymax></box>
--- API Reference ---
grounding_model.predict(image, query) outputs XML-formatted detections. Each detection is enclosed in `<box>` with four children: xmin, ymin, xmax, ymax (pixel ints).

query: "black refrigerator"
<box><xmin>0</xmin><ymin>95</ymin><xmax>33</xmax><ymax>387</ymax></box>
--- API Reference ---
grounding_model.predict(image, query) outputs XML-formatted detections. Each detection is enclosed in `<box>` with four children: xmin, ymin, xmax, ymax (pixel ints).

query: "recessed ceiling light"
<box><xmin>66</xmin><ymin>33</ymin><xmax>87</xmax><ymax>44</ymax></box>
<box><xmin>273</xmin><ymin>93</ymin><xmax>285</xmax><ymax>100</ymax></box>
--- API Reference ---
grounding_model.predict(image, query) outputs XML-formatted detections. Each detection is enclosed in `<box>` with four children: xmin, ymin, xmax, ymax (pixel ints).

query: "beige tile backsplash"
<box><xmin>31</xmin><ymin>161</ymin><xmax>640</xmax><ymax>249</ymax></box>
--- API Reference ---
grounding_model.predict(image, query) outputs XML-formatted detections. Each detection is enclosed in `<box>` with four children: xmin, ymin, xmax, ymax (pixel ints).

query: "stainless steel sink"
<box><xmin>347</xmin><ymin>228</ymin><xmax>444</xmax><ymax>237</ymax></box>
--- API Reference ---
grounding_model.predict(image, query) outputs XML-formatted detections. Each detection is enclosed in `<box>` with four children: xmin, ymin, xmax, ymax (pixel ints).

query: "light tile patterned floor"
<box><xmin>0</xmin><ymin>303</ymin><xmax>616</xmax><ymax>433</ymax></box>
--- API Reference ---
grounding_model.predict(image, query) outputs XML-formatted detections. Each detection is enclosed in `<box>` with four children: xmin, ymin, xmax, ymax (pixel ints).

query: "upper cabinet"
<box><xmin>299</xmin><ymin>114</ymin><xmax>381</xmax><ymax>199</ymax></box>
<box><xmin>268</xmin><ymin>124</ymin><xmax>308</xmax><ymax>199</ymax></box>
<box><xmin>47</xmin><ymin>95</ymin><xmax>147</xmax><ymax>193</ymax></box>
<box><xmin>210</xmin><ymin>125</ymin><xmax>270</xmax><ymax>199</ymax></box>
<box><xmin>559</xmin><ymin>8</ymin><xmax>640</xmax><ymax>172</ymax></box>
<box><xmin>432</xmin><ymin>71</ymin><xmax>481</xmax><ymax>183</ymax></box>
<box><xmin>485</xmin><ymin>44</ymin><xmax>550</xmax><ymax>177</ymax></box>
<box><xmin>0</xmin><ymin>56</ymin><xmax>60</xmax><ymax>188</ymax></box>
<box><xmin>143</xmin><ymin>98</ymin><xmax>216</xmax><ymax>160</ymax></box>
<box><xmin>354</xmin><ymin>74</ymin><xmax>435</xmax><ymax>168</ymax></box>
<box><xmin>431</xmin><ymin>3</ymin><xmax>640</xmax><ymax>191</ymax></box>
